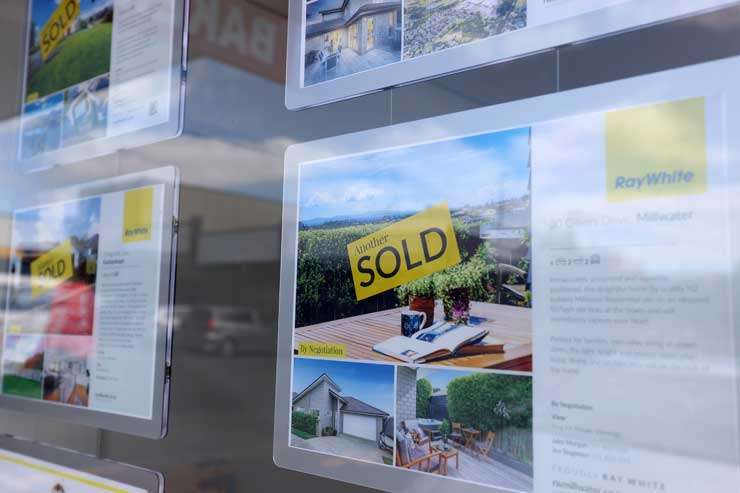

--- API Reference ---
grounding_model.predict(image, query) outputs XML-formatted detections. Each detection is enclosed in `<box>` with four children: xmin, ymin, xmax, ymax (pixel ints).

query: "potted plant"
<box><xmin>396</xmin><ymin>275</ymin><xmax>436</xmax><ymax>328</ymax></box>
<box><xmin>435</xmin><ymin>257</ymin><xmax>489</xmax><ymax>324</ymax></box>
<box><xmin>440</xmin><ymin>419</ymin><xmax>451</xmax><ymax>448</ymax></box>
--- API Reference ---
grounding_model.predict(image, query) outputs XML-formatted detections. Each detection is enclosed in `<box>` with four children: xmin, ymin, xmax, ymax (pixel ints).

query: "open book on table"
<box><xmin>373</xmin><ymin>321</ymin><xmax>499</xmax><ymax>364</ymax></box>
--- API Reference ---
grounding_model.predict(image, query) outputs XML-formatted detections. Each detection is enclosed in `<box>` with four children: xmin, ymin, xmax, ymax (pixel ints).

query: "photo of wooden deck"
<box><xmin>294</xmin><ymin>301</ymin><xmax>531</xmax><ymax>371</ymax></box>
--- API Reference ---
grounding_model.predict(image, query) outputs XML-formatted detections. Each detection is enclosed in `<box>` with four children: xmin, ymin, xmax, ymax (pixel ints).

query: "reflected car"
<box><xmin>177</xmin><ymin>306</ymin><xmax>264</xmax><ymax>357</ymax></box>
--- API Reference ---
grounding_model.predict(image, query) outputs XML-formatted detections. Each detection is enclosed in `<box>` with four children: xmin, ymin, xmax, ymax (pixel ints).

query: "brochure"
<box><xmin>19</xmin><ymin>0</ymin><xmax>179</xmax><ymax>164</ymax></box>
<box><xmin>373</xmin><ymin>322</ymin><xmax>488</xmax><ymax>363</ymax></box>
<box><xmin>279</xmin><ymin>58</ymin><xmax>740</xmax><ymax>493</ymax></box>
<box><xmin>0</xmin><ymin>448</ymin><xmax>147</xmax><ymax>493</ymax></box>
<box><xmin>1</xmin><ymin>184</ymin><xmax>165</xmax><ymax>419</ymax></box>
<box><xmin>288</xmin><ymin>0</ymin><xmax>739</xmax><ymax>108</ymax></box>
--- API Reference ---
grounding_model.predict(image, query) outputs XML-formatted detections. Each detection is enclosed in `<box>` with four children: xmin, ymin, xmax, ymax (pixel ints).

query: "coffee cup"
<box><xmin>401</xmin><ymin>310</ymin><xmax>427</xmax><ymax>337</ymax></box>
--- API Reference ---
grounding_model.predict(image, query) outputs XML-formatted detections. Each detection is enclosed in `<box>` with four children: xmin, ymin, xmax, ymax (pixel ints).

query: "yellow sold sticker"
<box><xmin>297</xmin><ymin>342</ymin><xmax>346</xmax><ymax>358</ymax></box>
<box><xmin>30</xmin><ymin>239</ymin><xmax>74</xmax><ymax>298</ymax></box>
<box><xmin>123</xmin><ymin>187</ymin><xmax>154</xmax><ymax>243</ymax></box>
<box><xmin>39</xmin><ymin>0</ymin><xmax>80</xmax><ymax>61</ymax></box>
<box><xmin>347</xmin><ymin>203</ymin><xmax>461</xmax><ymax>301</ymax></box>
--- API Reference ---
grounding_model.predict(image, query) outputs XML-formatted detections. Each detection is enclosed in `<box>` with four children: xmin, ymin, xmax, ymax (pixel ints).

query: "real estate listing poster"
<box><xmin>19</xmin><ymin>0</ymin><xmax>181</xmax><ymax>164</ymax></box>
<box><xmin>289</xmin><ymin>0</ymin><xmax>738</xmax><ymax>108</ymax></box>
<box><xmin>0</xmin><ymin>448</ymin><xmax>147</xmax><ymax>493</ymax></box>
<box><xmin>1</xmin><ymin>184</ymin><xmax>166</xmax><ymax>420</ymax></box>
<box><xmin>289</xmin><ymin>128</ymin><xmax>535</xmax><ymax>491</ymax></box>
<box><xmin>280</xmin><ymin>59</ymin><xmax>740</xmax><ymax>492</ymax></box>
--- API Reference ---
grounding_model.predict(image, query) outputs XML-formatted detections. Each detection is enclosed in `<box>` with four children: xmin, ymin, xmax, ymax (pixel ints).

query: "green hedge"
<box><xmin>447</xmin><ymin>373</ymin><xmax>532</xmax><ymax>432</ymax></box>
<box><xmin>292</xmin><ymin>411</ymin><xmax>318</xmax><ymax>436</ymax></box>
<box><xmin>295</xmin><ymin>219</ymin><xmax>488</xmax><ymax>326</ymax></box>
<box><xmin>416</xmin><ymin>378</ymin><xmax>432</xmax><ymax>418</ymax></box>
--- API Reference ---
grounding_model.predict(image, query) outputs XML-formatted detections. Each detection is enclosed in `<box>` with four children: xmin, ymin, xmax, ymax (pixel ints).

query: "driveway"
<box><xmin>291</xmin><ymin>434</ymin><xmax>390</xmax><ymax>464</ymax></box>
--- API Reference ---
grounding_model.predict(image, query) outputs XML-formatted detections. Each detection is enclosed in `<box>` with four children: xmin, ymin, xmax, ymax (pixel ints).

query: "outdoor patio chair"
<box><xmin>396</xmin><ymin>433</ymin><xmax>443</xmax><ymax>475</ymax></box>
<box><xmin>449</xmin><ymin>422</ymin><xmax>464</xmax><ymax>445</ymax></box>
<box><xmin>400</xmin><ymin>420</ymin><xmax>432</xmax><ymax>447</ymax></box>
<box><xmin>478</xmin><ymin>431</ymin><xmax>496</xmax><ymax>457</ymax></box>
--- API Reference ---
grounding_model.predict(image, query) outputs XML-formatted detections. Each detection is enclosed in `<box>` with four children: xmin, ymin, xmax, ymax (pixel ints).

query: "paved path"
<box><xmin>291</xmin><ymin>434</ymin><xmax>391</xmax><ymax>464</ymax></box>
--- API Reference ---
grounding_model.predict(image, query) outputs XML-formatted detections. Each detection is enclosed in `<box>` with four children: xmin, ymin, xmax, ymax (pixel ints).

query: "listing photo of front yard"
<box><xmin>396</xmin><ymin>366</ymin><xmax>533</xmax><ymax>491</ymax></box>
<box><xmin>290</xmin><ymin>358</ymin><xmax>395</xmax><ymax>465</ymax></box>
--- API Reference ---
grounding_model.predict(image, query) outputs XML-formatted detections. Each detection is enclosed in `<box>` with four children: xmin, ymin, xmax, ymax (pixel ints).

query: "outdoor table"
<box><xmin>294</xmin><ymin>301</ymin><xmax>532</xmax><ymax>370</ymax></box>
<box><xmin>432</xmin><ymin>445</ymin><xmax>459</xmax><ymax>475</ymax></box>
<box><xmin>463</xmin><ymin>428</ymin><xmax>481</xmax><ymax>452</ymax></box>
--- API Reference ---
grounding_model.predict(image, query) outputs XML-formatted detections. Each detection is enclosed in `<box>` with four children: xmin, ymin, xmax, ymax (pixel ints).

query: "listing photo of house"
<box><xmin>291</xmin><ymin>358</ymin><xmax>395</xmax><ymax>465</ymax></box>
<box><xmin>304</xmin><ymin>0</ymin><xmax>402</xmax><ymax>86</ymax></box>
<box><xmin>1</xmin><ymin>335</ymin><xmax>44</xmax><ymax>400</ymax></box>
<box><xmin>396</xmin><ymin>366</ymin><xmax>533</xmax><ymax>490</ymax></box>
<box><xmin>294</xmin><ymin>128</ymin><xmax>533</xmax><ymax>371</ymax></box>
<box><xmin>42</xmin><ymin>335</ymin><xmax>92</xmax><ymax>407</ymax></box>
<box><xmin>404</xmin><ymin>0</ymin><xmax>527</xmax><ymax>59</ymax></box>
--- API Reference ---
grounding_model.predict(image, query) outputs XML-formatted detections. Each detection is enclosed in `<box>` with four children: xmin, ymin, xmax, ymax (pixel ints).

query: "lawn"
<box><xmin>2</xmin><ymin>375</ymin><xmax>42</xmax><ymax>399</ymax></box>
<box><xmin>291</xmin><ymin>428</ymin><xmax>316</xmax><ymax>440</ymax></box>
<box><xmin>27</xmin><ymin>22</ymin><xmax>113</xmax><ymax>100</ymax></box>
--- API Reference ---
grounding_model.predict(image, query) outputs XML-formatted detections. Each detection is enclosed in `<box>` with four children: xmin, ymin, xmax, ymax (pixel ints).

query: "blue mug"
<box><xmin>401</xmin><ymin>310</ymin><xmax>427</xmax><ymax>337</ymax></box>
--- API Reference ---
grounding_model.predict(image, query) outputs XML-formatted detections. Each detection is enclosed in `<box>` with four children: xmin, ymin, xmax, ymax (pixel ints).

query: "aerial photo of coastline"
<box><xmin>404</xmin><ymin>0</ymin><xmax>527</xmax><ymax>59</ymax></box>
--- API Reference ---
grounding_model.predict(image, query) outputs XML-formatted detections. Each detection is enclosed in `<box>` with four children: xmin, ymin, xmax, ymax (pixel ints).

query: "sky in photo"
<box><xmin>293</xmin><ymin>358</ymin><xmax>395</xmax><ymax>414</ymax></box>
<box><xmin>417</xmin><ymin>367</ymin><xmax>475</xmax><ymax>394</ymax></box>
<box><xmin>13</xmin><ymin>196</ymin><xmax>101</xmax><ymax>250</ymax></box>
<box><xmin>299</xmin><ymin>127</ymin><xmax>531</xmax><ymax>222</ymax></box>
<box><xmin>32</xmin><ymin>0</ymin><xmax>113</xmax><ymax>27</ymax></box>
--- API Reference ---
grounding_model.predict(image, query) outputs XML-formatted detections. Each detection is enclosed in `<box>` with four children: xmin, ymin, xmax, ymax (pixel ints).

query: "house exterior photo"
<box><xmin>304</xmin><ymin>0</ymin><xmax>402</xmax><ymax>85</ymax></box>
<box><xmin>293</xmin><ymin>373</ymin><xmax>389</xmax><ymax>441</ymax></box>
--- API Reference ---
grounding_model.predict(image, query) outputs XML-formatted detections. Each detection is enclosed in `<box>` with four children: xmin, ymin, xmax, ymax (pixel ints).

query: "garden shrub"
<box><xmin>292</xmin><ymin>410</ymin><xmax>318</xmax><ymax>436</ymax></box>
<box><xmin>416</xmin><ymin>378</ymin><xmax>432</xmax><ymax>418</ymax></box>
<box><xmin>447</xmin><ymin>373</ymin><xmax>532</xmax><ymax>432</ymax></box>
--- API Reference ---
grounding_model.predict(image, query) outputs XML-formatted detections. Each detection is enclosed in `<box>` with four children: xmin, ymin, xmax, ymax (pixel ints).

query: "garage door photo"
<box><xmin>290</xmin><ymin>358</ymin><xmax>394</xmax><ymax>466</ymax></box>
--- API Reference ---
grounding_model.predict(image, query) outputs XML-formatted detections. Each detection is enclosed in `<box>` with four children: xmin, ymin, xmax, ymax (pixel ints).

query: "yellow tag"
<box><xmin>297</xmin><ymin>342</ymin><xmax>346</xmax><ymax>358</ymax></box>
<box><xmin>39</xmin><ymin>0</ymin><xmax>80</xmax><ymax>61</ymax></box>
<box><xmin>30</xmin><ymin>239</ymin><xmax>74</xmax><ymax>298</ymax></box>
<box><xmin>123</xmin><ymin>187</ymin><xmax>154</xmax><ymax>243</ymax></box>
<box><xmin>606</xmin><ymin>97</ymin><xmax>707</xmax><ymax>202</ymax></box>
<box><xmin>26</xmin><ymin>93</ymin><xmax>39</xmax><ymax>103</ymax></box>
<box><xmin>347</xmin><ymin>202</ymin><xmax>461</xmax><ymax>301</ymax></box>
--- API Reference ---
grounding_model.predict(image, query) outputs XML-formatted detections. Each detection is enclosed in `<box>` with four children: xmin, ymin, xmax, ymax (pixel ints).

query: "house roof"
<box><xmin>292</xmin><ymin>373</ymin><xmax>341</xmax><ymax>403</ymax></box>
<box><xmin>292</xmin><ymin>373</ymin><xmax>388</xmax><ymax>417</ymax></box>
<box><xmin>306</xmin><ymin>0</ymin><xmax>347</xmax><ymax>17</ymax></box>
<box><xmin>306</xmin><ymin>17</ymin><xmax>346</xmax><ymax>37</ymax></box>
<box><xmin>329</xmin><ymin>387</ymin><xmax>347</xmax><ymax>403</ymax></box>
<box><xmin>306</xmin><ymin>1</ymin><xmax>401</xmax><ymax>38</ymax></box>
<box><xmin>341</xmin><ymin>396</ymin><xmax>389</xmax><ymax>417</ymax></box>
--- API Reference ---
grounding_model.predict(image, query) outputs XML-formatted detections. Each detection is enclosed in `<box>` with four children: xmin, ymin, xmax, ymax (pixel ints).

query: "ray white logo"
<box><xmin>614</xmin><ymin>170</ymin><xmax>696</xmax><ymax>190</ymax></box>
<box><xmin>606</xmin><ymin>98</ymin><xmax>707</xmax><ymax>202</ymax></box>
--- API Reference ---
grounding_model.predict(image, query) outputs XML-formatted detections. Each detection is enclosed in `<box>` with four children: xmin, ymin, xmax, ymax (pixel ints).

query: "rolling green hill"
<box><xmin>27</xmin><ymin>22</ymin><xmax>112</xmax><ymax>100</ymax></box>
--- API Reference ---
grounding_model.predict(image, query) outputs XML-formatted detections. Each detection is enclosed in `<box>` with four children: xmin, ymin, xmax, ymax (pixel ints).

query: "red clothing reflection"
<box><xmin>45</xmin><ymin>282</ymin><xmax>95</xmax><ymax>336</ymax></box>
